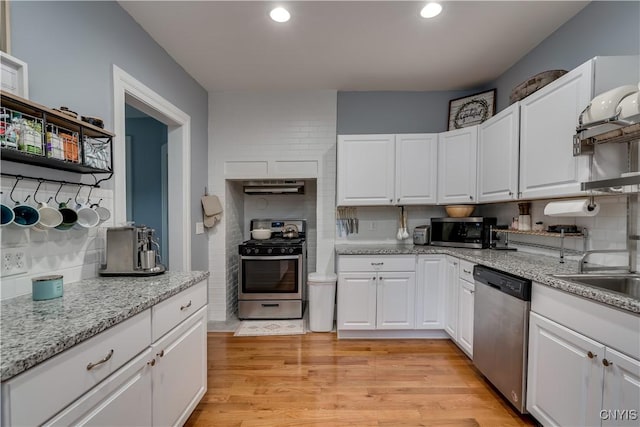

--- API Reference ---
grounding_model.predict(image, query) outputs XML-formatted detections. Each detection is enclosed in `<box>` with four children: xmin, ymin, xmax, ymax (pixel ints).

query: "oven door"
<box><xmin>239</xmin><ymin>255</ymin><xmax>303</xmax><ymax>300</ymax></box>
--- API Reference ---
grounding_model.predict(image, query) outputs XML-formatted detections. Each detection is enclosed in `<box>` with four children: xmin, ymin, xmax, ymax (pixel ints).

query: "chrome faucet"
<box><xmin>579</xmin><ymin>249</ymin><xmax>630</xmax><ymax>273</ymax></box>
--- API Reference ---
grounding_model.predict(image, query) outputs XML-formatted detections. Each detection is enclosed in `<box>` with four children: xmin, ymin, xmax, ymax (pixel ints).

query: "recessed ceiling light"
<box><xmin>420</xmin><ymin>2</ymin><xmax>443</xmax><ymax>19</ymax></box>
<box><xmin>270</xmin><ymin>7</ymin><xmax>291</xmax><ymax>23</ymax></box>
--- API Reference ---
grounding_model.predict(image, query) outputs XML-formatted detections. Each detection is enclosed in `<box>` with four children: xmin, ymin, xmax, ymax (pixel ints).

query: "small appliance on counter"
<box><xmin>99</xmin><ymin>225</ymin><xmax>166</xmax><ymax>276</ymax></box>
<box><xmin>413</xmin><ymin>225</ymin><xmax>431</xmax><ymax>245</ymax></box>
<box><xmin>430</xmin><ymin>217</ymin><xmax>497</xmax><ymax>249</ymax></box>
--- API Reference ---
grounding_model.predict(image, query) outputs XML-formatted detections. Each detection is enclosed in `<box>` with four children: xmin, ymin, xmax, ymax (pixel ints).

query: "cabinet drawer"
<box><xmin>459</xmin><ymin>259</ymin><xmax>475</xmax><ymax>283</ymax></box>
<box><xmin>152</xmin><ymin>280</ymin><xmax>207</xmax><ymax>341</ymax></box>
<box><xmin>338</xmin><ymin>255</ymin><xmax>416</xmax><ymax>272</ymax></box>
<box><xmin>2</xmin><ymin>310</ymin><xmax>151</xmax><ymax>427</ymax></box>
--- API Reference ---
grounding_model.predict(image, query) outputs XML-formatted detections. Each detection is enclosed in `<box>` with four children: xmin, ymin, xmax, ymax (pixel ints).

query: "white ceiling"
<box><xmin>120</xmin><ymin>1</ymin><xmax>589</xmax><ymax>92</ymax></box>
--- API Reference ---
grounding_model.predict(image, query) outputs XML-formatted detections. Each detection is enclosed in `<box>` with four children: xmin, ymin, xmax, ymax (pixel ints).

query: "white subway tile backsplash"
<box><xmin>1</xmin><ymin>179</ymin><xmax>114</xmax><ymax>300</ymax></box>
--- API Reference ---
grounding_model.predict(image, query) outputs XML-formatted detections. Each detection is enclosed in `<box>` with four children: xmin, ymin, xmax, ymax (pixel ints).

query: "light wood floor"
<box><xmin>185</xmin><ymin>332</ymin><xmax>536</xmax><ymax>427</ymax></box>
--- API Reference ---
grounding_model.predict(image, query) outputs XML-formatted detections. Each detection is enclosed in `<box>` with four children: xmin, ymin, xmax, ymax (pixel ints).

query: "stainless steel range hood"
<box><xmin>243</xmin><ymin>180</ymin><xmax>305</xmax><ymax>195</ymax></box>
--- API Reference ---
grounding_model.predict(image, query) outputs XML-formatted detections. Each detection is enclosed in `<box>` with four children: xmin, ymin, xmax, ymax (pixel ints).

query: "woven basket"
<box><xmin>510</xmin><ymin>70</ymin><xmax>568</xmax><ymax>104</ymax></box>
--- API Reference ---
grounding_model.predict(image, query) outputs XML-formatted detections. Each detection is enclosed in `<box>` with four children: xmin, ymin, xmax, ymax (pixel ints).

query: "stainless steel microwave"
<box><xmin>430</xmin><ymin>217</ymin><xmax>497</xmax><ymax>249</ymax></box>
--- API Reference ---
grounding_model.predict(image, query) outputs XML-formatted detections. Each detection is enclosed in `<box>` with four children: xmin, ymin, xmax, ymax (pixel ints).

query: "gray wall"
<box><xmin>491</xmin><ymin>1</ymin><xmax>640</xmax><ymax>111</ymax></box>
<box><xmin>337</xmin><ymin>90</ymin><xmax>476</xmax><ymax>134</ymax></box>
<box><xmin>337</xmin><ymin>1</ymin><xmax>640</xmax><ymax>132</ymax></box>
<box><xmin>9</xmin><ymin>1</ymin><xmax>209</xmax><ymax>271</ymax></box>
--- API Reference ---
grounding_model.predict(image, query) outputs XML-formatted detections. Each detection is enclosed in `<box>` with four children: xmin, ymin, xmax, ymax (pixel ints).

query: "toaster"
<box><xmin>413</xmin><ymin>225</ymin><xmax>431</xmax><ymax>245</ymax></box>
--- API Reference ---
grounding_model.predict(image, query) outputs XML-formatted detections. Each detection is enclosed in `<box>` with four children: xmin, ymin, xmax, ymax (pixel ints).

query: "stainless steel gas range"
<box><xmin>238</xmin><ymin>219</ymin><xmax>307</xmax><ymax>320</ymax></box>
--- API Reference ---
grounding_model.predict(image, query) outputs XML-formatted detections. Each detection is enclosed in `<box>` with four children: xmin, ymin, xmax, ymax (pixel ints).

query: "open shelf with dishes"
<box><xmin>0</xmin><ymin>91</ymin><xmax>114</xmax><ymax>174</ymax></box>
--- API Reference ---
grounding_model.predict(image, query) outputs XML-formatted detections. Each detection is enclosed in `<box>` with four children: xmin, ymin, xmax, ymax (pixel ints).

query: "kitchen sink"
<box><xmin>552</xmin><ymin>273</ymin><xmax>640</xmax><ymax>299</ymax></box>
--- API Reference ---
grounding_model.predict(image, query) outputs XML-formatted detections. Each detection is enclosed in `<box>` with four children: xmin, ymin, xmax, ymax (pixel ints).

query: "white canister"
<box><xmin>518</xmin><ymin>215</ymin><xmax>531</xmax><ymax>231</ymax></box>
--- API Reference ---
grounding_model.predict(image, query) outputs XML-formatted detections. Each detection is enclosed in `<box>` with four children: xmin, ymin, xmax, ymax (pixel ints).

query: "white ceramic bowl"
<box><xmin>251</xmin><ymin>229</ymin><xmax>272</xmax><ymax>240</ymax></box>
<box><xmin>583</xmin><ymin>85</ymin><xmax>638</xmax><ymax>124</ymax></box>
<box><xmin>617</xmin><ymin>91</ymin><xmax>640</xmax><ymax>119</ymax></box>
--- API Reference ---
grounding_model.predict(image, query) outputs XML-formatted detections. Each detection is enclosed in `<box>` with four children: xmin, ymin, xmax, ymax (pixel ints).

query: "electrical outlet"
<box><xmin>1</xmin><ymin>247</ymin><xmax>29</xmax><ymax>277</ymax></box>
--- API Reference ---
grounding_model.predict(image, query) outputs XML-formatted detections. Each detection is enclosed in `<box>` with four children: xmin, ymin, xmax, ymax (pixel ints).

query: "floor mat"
<box><xmin>233</xmin><ymin>319</ymin><xmax>305</xmax><ymax>337</ymax></box>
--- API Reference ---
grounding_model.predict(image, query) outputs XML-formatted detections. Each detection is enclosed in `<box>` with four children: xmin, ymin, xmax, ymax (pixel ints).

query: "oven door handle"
<box><xmin>240</xmin><ymin>255</ymin><xmax>301</xmax><ymax>260</ymax></box>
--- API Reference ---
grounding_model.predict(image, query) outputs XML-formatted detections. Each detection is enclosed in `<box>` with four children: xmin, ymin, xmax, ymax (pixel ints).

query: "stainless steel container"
<box><xmin>413</xmin><ymin>225</ymin><xmax>430</xmax><ymax>245</ymax></box>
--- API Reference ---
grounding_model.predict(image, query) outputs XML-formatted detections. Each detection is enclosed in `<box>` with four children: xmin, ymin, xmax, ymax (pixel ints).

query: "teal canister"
<box><xmin>32</xmin><ymin>275</ymin><xmax>64</xmax><ymax>301</ymax></box>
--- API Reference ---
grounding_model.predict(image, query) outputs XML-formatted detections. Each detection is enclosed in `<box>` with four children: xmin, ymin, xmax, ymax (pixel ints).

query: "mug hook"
<box><xmin>9</xmin><ymin>176</ymin><xmax>23</xmax><ymax>204</ymax></box>
<box><xmin>33</xmin><ymin>179</ymin><xmax>44</xmax><ymax>204</ymax></box>
<box><xmin>54</xmin><ymin>183</ymin><xmax>64</xmax><ymax>205</ymax></box>
<box><xmin>86</xmin><ymin>186</ymin><xmax>95</xmax><ymax>205</ymax></box>
<box><xmin>74</xmin><ymin>185</ymin><xmax>84</xmax><ymax>206</ymax></box>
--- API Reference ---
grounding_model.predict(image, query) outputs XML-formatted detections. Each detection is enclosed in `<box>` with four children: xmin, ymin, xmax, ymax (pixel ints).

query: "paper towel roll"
<box><xmin>543</xmin><ymin>199</ymin><xmax>600</xmax><ymax>217</ymax></box>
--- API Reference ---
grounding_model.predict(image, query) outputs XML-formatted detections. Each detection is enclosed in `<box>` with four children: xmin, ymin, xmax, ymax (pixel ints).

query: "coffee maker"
<box><xmin>99</xmin><ymin>225</ymin><xmax>166</xmax><ymax>276</ymax></box>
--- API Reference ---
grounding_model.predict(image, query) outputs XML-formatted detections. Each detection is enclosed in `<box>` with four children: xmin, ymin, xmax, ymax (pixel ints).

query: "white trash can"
<box><xmin>308</xmin><ymin>272</ymin><xmax>337</xmax><ymax>332</ymax></box>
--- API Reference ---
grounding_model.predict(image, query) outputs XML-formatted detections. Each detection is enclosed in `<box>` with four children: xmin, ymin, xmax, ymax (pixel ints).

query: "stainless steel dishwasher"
<box><xmin>473</xmin><ymin>265</ymin><xmax>532</xmax><ymax>414</ymax></box>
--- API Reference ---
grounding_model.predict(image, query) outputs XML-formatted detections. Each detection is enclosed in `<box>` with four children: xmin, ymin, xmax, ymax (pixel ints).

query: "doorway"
<box><xmin>112</xmin><ymin>65</ymin><xmax>192</xmax><ymax>271</ymax></box>
<box><xmin>125</xmin><ymin>105</ymin><xmax>169</xmax><ymax>266</ymax></box>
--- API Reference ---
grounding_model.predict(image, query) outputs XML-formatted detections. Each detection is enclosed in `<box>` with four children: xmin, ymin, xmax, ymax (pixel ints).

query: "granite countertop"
<box><xmin>335</xmin><ymin>244</ymin><xmax>640</xmax><ymax>315</ymax></box>
<box><xmin>0</xmin><ymin>270</ymin><xmax>209</xmax><ymax>382</ymax></box>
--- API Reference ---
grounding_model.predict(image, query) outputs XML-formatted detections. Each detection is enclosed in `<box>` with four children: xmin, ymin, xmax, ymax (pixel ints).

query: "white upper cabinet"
<box><xmin>478</xmin><ymin>103</ymin><xmax>520</xmax><ymax>202</ymax></box>
<box><xmin>519</xmin><ymin>56</ymin><xmax>639</xmax><ymax>199</ymax></box>
<box><xmin>395</xmin><ymin>134</ymin><xmax>438</xmax><ymax>205</ymax></box>
<box><xmin>337</xmin><ymin>134</ymin><xmax>396</xmax><ymax>206</ymax></box>
<box><xmin>437</xmin><ymin>126</ymin><xmax>478</xmax><ymax>204</ymax></box>
<box><xmin>337</xmin><ymin>133</ymin><xmax>438</xmax><ymax>206</ymax></box>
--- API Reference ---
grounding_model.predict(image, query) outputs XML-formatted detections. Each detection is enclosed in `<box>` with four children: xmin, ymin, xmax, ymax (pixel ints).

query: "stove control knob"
<box><xmin>253</xmin><ymin>248</ymin><xmax>260</xmax><ymax>255</ymax></box>
<box><xmin>244</xmin><ymin>248</ymin><xmax>251</xmax><ymax>255</ymax></box>
<box><xmin>280</xmin><ymin>248</ymin><xmax>286</xmax><ymax>254</ymax></box>
<box><xmin>267</xmin><ymin>248</ymin><xmax>273</xmax><ymax>254</ymax></box>
<box><xmin>288</xmin><ymin>248</ymin><xmax>294</xmax><ymax>254</ymax></box>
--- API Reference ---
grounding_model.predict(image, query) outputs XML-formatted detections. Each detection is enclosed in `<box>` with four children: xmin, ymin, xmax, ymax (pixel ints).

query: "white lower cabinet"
<box><xmin>337</xmin><ymin>256</ymin><xmax>415</xmax><ymax>331</ymax></box>
<box><xmin>43</xmin><ymin>349</ymin><xmax>154</xmax><ymax>427</ymax></box>
<box><xmin>152</xmin><ymin>306</ymin><xmax>208</xmax><ymax>426</ymax></box>
<box><xmin>528</xmin><ymin>311</ymin><xmax>640</xmax><ymax>427</ymax></box>
<box><xmin>1</xmin><ymin>280</ymin><xmax>208</xmax><ymax>427</ymax></box>
<box><xmin>415</xmin><ymin>255</ymin><xmax>446</xmax><ymax>329</ymax></box>
<box><xmin>443</xmin><ymin>257</ymin><xmax>475</xmax><ymax>358</ymax></box>
<box><xmin>443</xmin><ymin>256</ymin><xmax>459</xmax><ymax>338</ymax></box>
<box><xmin>457</xmin><ymin>278</ymin><xmax>475</xmax><ymax>357</ymax></box>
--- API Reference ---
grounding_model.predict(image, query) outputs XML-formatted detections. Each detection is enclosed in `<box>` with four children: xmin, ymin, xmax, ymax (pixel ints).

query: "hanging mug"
<box><xmin>12</xmin><ymin>203</ymin><xmax>40</xmax><ymax>228</ymax></box>
<box><xmin>55</xmin><ymin>202</ymin><xmax>78</xmax><ymax>231</ymax></box>
<box><xmin>1</xmin><ymin>203</ymin><xmax>15</xmax><ymax>226</ymax></box>
<box><xmin>34</xmin><ymin>201</ymin><xmax>64</xmax><ymax>231</ymax></box>
<box><xmin>74</xmin><ymin>203</ymin><xmax>100</xmax><ymax>229</ymax></box>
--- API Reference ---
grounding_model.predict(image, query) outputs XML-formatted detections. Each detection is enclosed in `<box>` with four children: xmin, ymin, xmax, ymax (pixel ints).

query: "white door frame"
<box><xmin>113</xmin><ymin>65</ymin><xmax>191</xmax><ymax>271</ymax></box>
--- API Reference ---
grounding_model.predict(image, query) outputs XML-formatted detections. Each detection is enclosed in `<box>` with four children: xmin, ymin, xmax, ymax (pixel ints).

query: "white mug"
<box><xmin>74</xmin><ymin>204</ymin><xmax>100</xmax><ymax>229</ymax></box>
<box><xmin>34</xmin><ymin>202</ymin><xmax>64</xmax><ymax>231</ymax></box>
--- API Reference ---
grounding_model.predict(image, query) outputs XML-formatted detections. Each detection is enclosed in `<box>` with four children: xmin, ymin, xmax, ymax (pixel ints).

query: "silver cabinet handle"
<box><xmin>371</xmin><ymin>262</ymin><xmax>384</xmax><ymax>266</ymax></box>
<box><xmin>87</xmin><ymin>349</ymin><xmax>114</xmax><ymax>371</ymax></box>
<box><xmin>180</xmin><ymin>300</ymin><xmax>192</xmax><ymax>311</ymax></box>
<box><xmin>463</xmin><ymin>269</ymin><xmax>472</xmax><ymax>274</ymax></box>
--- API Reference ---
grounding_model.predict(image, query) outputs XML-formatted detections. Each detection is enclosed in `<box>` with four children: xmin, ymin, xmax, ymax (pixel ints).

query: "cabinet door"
<box><xmin>602</xmin><ymin>347</ymin><xmax>640</xmax><ymax>427</ymax></box>
<box><xmin>519</xmin><ymin>61</ymin><xmax>592</xmax><ymax>199</ymax></box>
<box><xmin>337</xmin><ymin>135</ymin><xmax>395</xmax><ymax>206</ymax></box>
<box><xmin>43</xmin><ymin>349</ymin><xmax>153</xmax><ymax>427</ymax></box>
<box><xmin>457</xmin><ymin>279</ymin><xmax>475</xmax><ymax>358</ymax></box>
<box><xmin>444</xmin><ymin>257</ymin><xmax>459</xmax><ymax>339</ymax></box>
<box><xmin>437</xmin><ymin>126</ymin><xmax>478</xmax><ymax>204</ymax></box>
<box><xmin>376</xmin><ymin>271</ymin><xmax>416</xmax><ymax>329</ymax></box>
<box><xmin>152</xmin><ymin>306</ymin><xmax>207</xmax><ymax>427</ymax></box>
<box><xmin>415</xmin><ymin>255</ymin><xmax>445</xmax><ymax>329</ymax></box>
<box><xmin>337</xmin><ymin>272</ymin><xmax>377</xmax><ymax>329</ymax></box>
<box><xmin>527</xmin><ymin>312</ymin><xmax>604</xmax><ymax>427</ymax></box>
<box><xmin>395</xmin><ymin>134</ymin><xmax>438</xmax><ymax>205</ymax></box>
<box><xmin>478</xmin><ymin>103</ymin><xmax>519</xmax><ymax>202</ymax></box>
